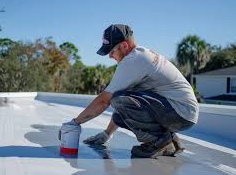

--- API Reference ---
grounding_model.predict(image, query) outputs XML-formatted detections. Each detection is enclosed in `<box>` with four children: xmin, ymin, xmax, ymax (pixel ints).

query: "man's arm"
<box><xmin>75</xmin><ymin>91</ymin><xmax>112</xmax><ymax>124</ymax></box>
<box><xmin>105</xmin><ymin>118</ymin><xmax>119</xmax><ymax>136</ymax></box>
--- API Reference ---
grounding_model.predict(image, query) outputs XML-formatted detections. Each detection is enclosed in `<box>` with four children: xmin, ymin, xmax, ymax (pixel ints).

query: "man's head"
<box><xmin>97</xmin><ymin>24</ymin><xmax>136</xmax><ymax>62</ymax></box>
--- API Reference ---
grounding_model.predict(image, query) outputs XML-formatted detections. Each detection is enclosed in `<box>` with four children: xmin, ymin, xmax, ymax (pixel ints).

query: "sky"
<box><xmin>0</xmin><ymin>0</ymin><xmax>236</xmax><ymax>67</ymax></box>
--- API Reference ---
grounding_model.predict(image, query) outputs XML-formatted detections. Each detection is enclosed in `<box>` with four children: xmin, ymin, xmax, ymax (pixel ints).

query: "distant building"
<box><xmin>193</xmin><ymin>66</ymin><xmax>236</xmax><ymax>105</ymax></box>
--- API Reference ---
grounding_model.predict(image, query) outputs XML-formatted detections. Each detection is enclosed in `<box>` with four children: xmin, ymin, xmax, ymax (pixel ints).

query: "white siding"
<box><xmin>195</xmin><ymin>76</ymin><xmax>226</xmax><ymax>98</ymax></box>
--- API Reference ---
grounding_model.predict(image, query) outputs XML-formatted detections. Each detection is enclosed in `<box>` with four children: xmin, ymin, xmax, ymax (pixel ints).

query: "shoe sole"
<box><xmin>151</xmin><ymin>142</ymin><xmax>175</xmax><ymax>159</ymax></box>
<box><xmin>175</xmin><ymin>147</ymin><xmax>185</xmax><ymax>154</ymax></box>
<box><xmin>131</xmin><ymin>141</ymin><xmax>175</xmax><ymax>159</ymax></box>
<box><xmin>164</xmin><ymin>147</ymin><xmax>185</xmax><ymax>157</ymax></box>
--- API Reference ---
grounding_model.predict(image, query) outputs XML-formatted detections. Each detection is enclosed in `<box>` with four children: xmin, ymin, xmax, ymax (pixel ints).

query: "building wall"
<box><xmin>195</xmin><ymin>76</ymin><xmax>226</xmax><ymax>98</ymax></box>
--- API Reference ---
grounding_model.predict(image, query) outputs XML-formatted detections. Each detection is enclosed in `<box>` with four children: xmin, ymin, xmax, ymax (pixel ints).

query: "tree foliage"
<box><xmin>175</xmin><ymin>36</ymin><xmax>236</xmax><ymax>101</ymax></box>
<box><xmin>201</xmin><ymin>43</ymin><xmax>236</xmax><ymax>72</ymax></box>
<box><xmin>2</xmin><ymin>35</ymin><xmax>235</xmax><ymax>95</ymax></box>
<box><xmin>176</xmin><ymin>36</ymin><xmax>236</xmax><ymax>77</ymax></box>
<box><xmin>0</xmin><ymin>38</ymin><xmax>116</xmax><ymax>94</ymax></box>
<box><xmin>176</xmin><ymin>35</ymin><xmax>210</xmax><ymax>83</ymax></box>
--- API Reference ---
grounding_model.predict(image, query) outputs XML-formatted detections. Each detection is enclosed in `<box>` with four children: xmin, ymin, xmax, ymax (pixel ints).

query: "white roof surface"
<box><xmin>0</xmin><ymin>96</ymin><xmax>236</xmax><ymax>175</ymax></box>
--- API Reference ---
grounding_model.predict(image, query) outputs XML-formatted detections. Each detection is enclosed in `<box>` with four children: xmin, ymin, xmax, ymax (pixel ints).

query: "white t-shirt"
<box><xmin>105</xmin><ymin>46</ymin><xmax>199</xmax><ymax>123</ymax></box>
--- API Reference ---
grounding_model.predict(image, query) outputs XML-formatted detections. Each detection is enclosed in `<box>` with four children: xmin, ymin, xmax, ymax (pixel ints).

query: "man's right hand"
<box><xmin>83</xmin><ymin>131</ymin><xmax>111</xmax><ymax>145</ymax></box>
<box><xmin>58</xmin><ymin>118</ymin><xmax>81</xmax><ymax>140</ymax></box>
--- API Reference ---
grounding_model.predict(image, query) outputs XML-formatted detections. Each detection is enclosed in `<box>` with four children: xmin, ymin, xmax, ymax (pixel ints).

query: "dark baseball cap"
<box><xmin>97</xmin><ymin>24</ymin><xmax>133</xmax><ymax>56</ymax></box>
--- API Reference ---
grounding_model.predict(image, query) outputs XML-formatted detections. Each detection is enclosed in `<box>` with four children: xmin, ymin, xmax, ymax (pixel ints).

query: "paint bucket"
<box><xmin>60</xmin><ymin>123</ymin><xmax>81</xmax><ymax>154</ymax></box>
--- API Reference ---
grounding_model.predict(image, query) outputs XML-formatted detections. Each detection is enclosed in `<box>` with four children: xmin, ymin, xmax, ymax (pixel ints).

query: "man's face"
<box><xmin>109</xmin><ymin>42</ymin><xmax>127</xmax><ymax>63</ymax></box>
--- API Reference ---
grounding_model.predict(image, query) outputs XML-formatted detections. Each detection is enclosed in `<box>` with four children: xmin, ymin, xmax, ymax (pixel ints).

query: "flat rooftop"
<box><xmin>0</xmin><ymin>93</ymin><xmax>236</xmax><ymax>175</ymax></box>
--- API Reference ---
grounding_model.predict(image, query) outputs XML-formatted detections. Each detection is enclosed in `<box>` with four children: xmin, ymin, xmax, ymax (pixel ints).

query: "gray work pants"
<box><xmin>110</xmin><ymin>90</ymin><xmax>194</xmax><ymax>142</ymax></box>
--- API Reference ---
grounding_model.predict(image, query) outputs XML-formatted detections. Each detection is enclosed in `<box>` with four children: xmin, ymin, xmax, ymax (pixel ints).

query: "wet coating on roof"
<box><xmin>0</xmin><ymin>98</ymin><xmax>236</xmax><ymax>175</ymax></box>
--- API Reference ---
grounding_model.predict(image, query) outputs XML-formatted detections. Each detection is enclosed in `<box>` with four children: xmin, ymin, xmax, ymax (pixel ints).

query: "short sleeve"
<box><xmin>105</xmin><ymin>55</ymin><xmax>151</xmax><ymax>93</ymax></box>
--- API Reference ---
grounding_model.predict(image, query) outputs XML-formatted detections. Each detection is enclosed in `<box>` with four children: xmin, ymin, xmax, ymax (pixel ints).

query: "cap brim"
<box><xmin>96</xmin><ymin>45</ymin><xmax>112</xmax><ymax>56</ymax></box>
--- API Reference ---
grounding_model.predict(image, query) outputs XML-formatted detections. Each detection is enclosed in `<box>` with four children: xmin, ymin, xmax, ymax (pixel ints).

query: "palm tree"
<box><xmin>176</xmin><ymin>35</ymin><xmax>210</xmax><ymax>85</ymax></box>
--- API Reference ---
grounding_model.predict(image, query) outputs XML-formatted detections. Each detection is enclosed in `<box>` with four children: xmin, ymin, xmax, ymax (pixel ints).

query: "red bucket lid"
<box><xmin>60</xmin><ymin>147</ymin><xmax>78</xmax><ymax>154</ymax></box>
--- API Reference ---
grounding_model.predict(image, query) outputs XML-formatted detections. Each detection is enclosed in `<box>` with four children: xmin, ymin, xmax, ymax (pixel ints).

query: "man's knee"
<box><xmin>111</xmin><ymin>90</ymin><xmax>128</xmax><ymax>108</ymax></box>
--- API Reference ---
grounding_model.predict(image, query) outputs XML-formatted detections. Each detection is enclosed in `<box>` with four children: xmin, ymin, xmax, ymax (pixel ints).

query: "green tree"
<box><xmin>81</xmin><ymin>66</ymin><xmax>100</xmax><ymax>94</ymax></box>
<box><xmin>0</xmin><ymin>41</ymin><xmax>36</xmax><ymax>91</ymax></box>
<box><xmin>0</xmin><ymin>37</ymin><xmax>117</xmax><ymax>94</ymax></box>
<box><xmin>176</xmin><ymin>35</ymin><xmax>210</xmax><ymax>84</ymax></box>
<box><xmin>59</xmin><ymin>42</ymin><xmax>85</xmax><ymax>93</ymax></box>
<box><xmin>62</xmin><ymin>63</ymin><xmax>84</xmax><ymax>93</ymax></box>
<box><xmin>79</xmin><ymin>64</ymin><xmax>114</xmax><ymax>94</ymax></box>
<box><xmin>0</xmin><ymin>38</ymin><xmax>17</xmax><ymax>58</ymax></box>
<box><xmin>59</xmin><ymin>42</ymin><xmax>81</xmax><ymax>64</ymax></box>
<box><xmin>202</xmin><ymin>43</ymin><xmax>236</xmax><ymax>72</ymax></box>
<box><xmin>35</xmin><ymin>38</ymin><xmax>70</xmax><ymax>92</ymax></box>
